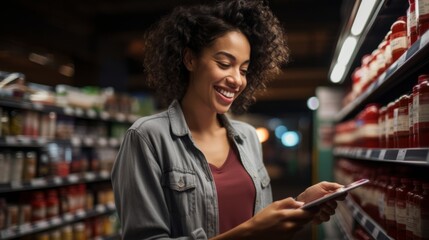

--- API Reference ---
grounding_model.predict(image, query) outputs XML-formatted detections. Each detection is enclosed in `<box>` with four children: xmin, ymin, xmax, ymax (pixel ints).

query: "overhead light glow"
<box><xmin>256</xmin><ymin>127</ymin><xmax>270</xmax><ymax>143</ymax></box>
<box><xmin>337</xmin><ymin>36</ymin><xmax>357</xmax><ymax>65</ymax></box>
<box><xmin>351</xmin><ymin>0</ymin><xmax>378</xmax><ymax>36</ymax></box>
<box><xmin>307</xmin><ymin>96</ymin><xmax>320</xmax><ymax>111</ymax></box>
<box><xmin>275</xmin><ymin>125</ymin><xmax>287</xmax><ymax>139</ymax></box>
<box><xmin>330</xmin><ymin>64</ymin><xmax>346</xmax><ymax>83</ymax></box>
<box><xmin>281</xmin><ymin>131</ymin><xmax>300</xmax><ymax>147</ymax></box>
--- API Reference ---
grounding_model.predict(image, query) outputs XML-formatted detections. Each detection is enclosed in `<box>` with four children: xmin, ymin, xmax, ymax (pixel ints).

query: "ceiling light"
<box><xmin>337</xmin><ymin>36</ymin><xmax>358</xmax><ymax>65</ymax></box>
<box><xmin>351</xmin><ymin>0</ymin><xmax>378</xmax><ymax>36</ymax></box>
<box><xmin>330</xmin><ymin>64</ymin><xmax>346</xmax><ymax>83</ymax></box>
<box><xmin>307</xmin><ymin>96</ymin><xmax>320</xmax><ymax>110</ymax></box>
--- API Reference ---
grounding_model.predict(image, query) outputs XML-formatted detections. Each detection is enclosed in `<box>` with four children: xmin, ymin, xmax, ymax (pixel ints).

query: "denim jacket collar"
<box><xmin>167</xmin><ymin>100</ymin><xmax>245</xmax><ymax>143</ymax></box>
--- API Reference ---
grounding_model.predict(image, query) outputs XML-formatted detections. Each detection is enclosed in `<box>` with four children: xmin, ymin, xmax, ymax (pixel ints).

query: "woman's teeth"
<box><xmin>217</xmin><ymin>88</ymin><xmax>234</xmax><ymax>98</ymax></box>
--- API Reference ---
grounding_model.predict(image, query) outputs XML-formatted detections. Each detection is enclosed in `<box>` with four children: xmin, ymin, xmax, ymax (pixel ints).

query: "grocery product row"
<box><xmin>334</xmin><ymin>158</ymin><xmax>429</xmax><ymax>240</ymax></box>
<box><xmin>334</xmin><ymin>74</ymin><xmax>429</xmax><ymax>149</ymax></box>
<box><xmin>0</xmin><ymin>71</ymin><xmax>155</xmax><ymax>121</ymax></box>
<box><xmin>344</xmin><ymin>0</ymin><xmax>429</xmax><ymax>107</ymax></box>
<box><xmin>0</xmin><ymin>147</ymin><xmax>117</xmax><ymax>188</ymax></box>
<box><xmin>0</xmin><ymin>183</ymin><xmax>116</xmax><ymax>239</ymax></box>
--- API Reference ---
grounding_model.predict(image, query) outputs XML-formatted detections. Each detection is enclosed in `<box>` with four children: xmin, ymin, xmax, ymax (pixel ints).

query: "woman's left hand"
<box><xmin>296</xmin><ymin>181</ymin><xmax>346</xmax><ymax>224</ymax></box>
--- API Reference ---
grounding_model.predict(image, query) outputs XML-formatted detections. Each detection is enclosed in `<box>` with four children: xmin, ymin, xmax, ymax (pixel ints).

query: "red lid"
<box><xmin>418</xmin><ymin>74</ymin><xmax>429</xmax><ymax>84</ymax></box>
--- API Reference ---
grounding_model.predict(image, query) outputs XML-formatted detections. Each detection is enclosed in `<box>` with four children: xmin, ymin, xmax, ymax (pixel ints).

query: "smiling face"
<box><xmin>183</xmin><ymin>30</ymin><xmax>250</xmax><ymax>114</ymax></box>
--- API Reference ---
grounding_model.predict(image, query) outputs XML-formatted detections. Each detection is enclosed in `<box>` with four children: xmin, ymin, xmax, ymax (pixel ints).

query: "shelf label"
<box><xmin>63</xmin><ymin>213</ymin><xmax>74</xmax><ymax>222</ymax></box>
<box><xmin>84</xmin><ymin>137</ymin><xmax>94</xmax><ymax>146</ymax></box>
<box><xmin>52</xmin><ymin>176</ymin><xmax>63</xmax><ymax>185</ymax></box>
<box><xmin>50</xmin><ymin>217</ymin><xmax>62</xmax><ymax>225</ymax></box>
<box><xmin>76</xmin><ymin>209</ymin><xmax>86</xmax><ymax>218</ymax></box>
<box><xmin>396</xmin><ymin>52</ymin><xmax>406</xmax><ymax>67</ymax></box>
<box><xmin>67</xmin><ymin>174</ymin><xmax>79</xmax><ymax>183</ymax></box>
<box><xmin>96</xmin><ymin>204</ymin><xmax>106</xmax><ymax>213</ymax></box>
<box><xmin>100</xmin><ymin>171</ymin><xmax>109</xmax><ymax>179</ymax></box>
<box><xmin>107</xmin><ymin>202</ymin><xmax>116</xmax><ymax>210</ymax></box>
<box><xmin>19</xmin><ymin>223</ymin><xmax>32</xmax><ymax>233</ymax></box>
<box><xmin>420</xmin><ymin>30</ymin><xmax>429</xmax><ymax>48</ymax></box>
<box><xmin>5</xmin><ymin>136</ymin><xmax>17</xmax><ymax>145</ymax></box>
<box><xmin>115</xmin><ymin>113</ymin><xmax>126</xmax><ymax>122</ymax></box>
<box><xmin>35</xmin><ymin>220</ymin><xmax>49</xmax><ymax>229</ymax></box>
<box><xmin>64</xmin><ymin>106</ymin><xmax>74</xmax><ymax>116</ymax></box>
<box><xmin>86</xmin><ymin>109</ymin><xmax>97</xmax><ymax>118</ymax></box>
<box><xmin>71</xmin><ymin>136</ymin><xmax>82</xmax><ymax>147</ymax></box>
<box><xmin>10</xmin><ymin>181</ymin><xmax>23</xmax><ymax>189</ymax></box>
<box><xmin>100</xmin><ymin>111</ymin><xmax>110</xmax><ymax>120</ymax></box>
<box><xmin>397</xmin><ymin>149</ymin><xmax>406</xmax><ymax>161</ymax></box>
<box><xmin>85</xmin><ymin>172</ymin><xmax>96</xmax><ymax>181</ymax></box>
<box><xmin>379</xmin><ymin>150</ymin><xmax>386</xmax><ymax>160</ymax></box>
<box><xmin>74</xmin><ymin>108</ymin><xmax>84</xmax><ymax>117</ymax></box>
<box><xmin>33</xmin><ymin>103</ymin><xmax>44</xmax><ymax>111</ymax></box>
<box><xmin>98</xmin><ymin>137</ymin><xmax>107</xmax><ymax>147</ymax></box>
<box><xmin>31</xmin><ymin>178</ymin><xmax>47</xmax><ymax>187</ymax></box>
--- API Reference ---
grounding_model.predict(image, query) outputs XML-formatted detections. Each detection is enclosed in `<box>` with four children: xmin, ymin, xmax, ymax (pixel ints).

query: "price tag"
<box><xmin>100</xmin><ymin>171</ymin><xmax>110</xmax><ymax>179</ymax></box>
<box><xmin>71</xmin><ymin>136</ymin><xmax>82</xmax><ymax>147</ymax></box>
<box><xmin>397</xmin><ymin>149</ymin><xmax>407</xmax><ymax>161</ymax></box>
<box><xmin>63</xmin><ymin>213</ymin><xmax>73</xmax><ymax>222</ymax></box>
<box><xmin>86</xmin><ymin>109</ymin><xmax>97</xmax><ymax>118</ymax></box>
<box><xmin>116</xmin><ymin>113</ymin><xmax>126</xmax><ymax>122</ymax></box>
<box><xmin>64</xmin><ymin>106</ymin><xmax>75</xmax><ymax>116</ymax></box>
<box><xmin>75</xmin><ymin>108</ymin><xmax>84</xmax><ymax>117</ymax></box>
<box><xmin>420</xmin><ymin>30</ymin><xmax>429</xmax><ymax>48</ymax></box>
<box><xmin>35</xmin><ymin>220</ymin><xmax>49</xmax><ymax>229</ymax></box>
<box><xmin>52</xmin><ymin>176</ymin><xmax>63</xmax><ymax>185</ymax></box>
<box><xmin>18</xmin><ymin>136</ymin><xmax>31</xmax><ymax>145</ymax></box>
<box><xmin>85</xmin><ymin>172</ymin><xmax>96</xmax><ymax>181</ymax></box>
<box><xmin>109</xmin><ymin>138</ymin><xmax>119</xmax><ymax>147</ymax></box>
<box><xmin>96</xmin><ymin>204</ymin><xmax>106</xmax><ymax>213</ymax></box>
<box><xmin>67</xmin><ymin>174</ymin><xmax>79</xmax><ymax>183</ymax></box>
<box><xmin>379</xmin><ymin>150</ymin><xmax>386</xmax><ymax>160</ymax></box>
<box><xmin>19</xmin><ymin>223</ymin><xmax>32</xmax><ymax>233</ymax></box>
<box><xmin>31</xmin><ymin>178</ymin><xmax>47</xmax><ymax>187</ymax></box>
<box><xmin>50</xmin><ymin>217</ymin><xmax>62</xmax><ymax>226</ymax></box>
<box><xmin>100</xmin><ymin>111</ymin><xmax>110</xmax><ymax>120</ymax></box>
<box><xmin>365</xmin><ymin>150</ymin><xmax>372</xmax><ymax>159</ymax></box>
<box><xmin>98</xmin><ymin>137</ymin><xmax>107</xmax><ymax>147</ymax></box>
<box><xmin>107</xmin><ymin>202</ymin><xmax>116</xmax><ymax>210</ymax></box>
<box><xmin>5</xmin><ymin>136</ymin><xmax>17</xmax><ymax>145</ymax></box>
<box><xmin>37</xmin><ymin>138</ymin><xmax>47</xmax><ymax>145</ymax></box>
<box><xmin>76</xmin><ymin>209</ymin><xmax>86</xmax><ymax>218</ymax></box>
<box><xmin>33</xmin><ymin>103</ymin><xmax>44</xmax><ymax>111</ymax></box>
<box><xmin>377</xmin><ymin>72</ymin><xmax>386</xmax><ymax>85</ymax></box>
<box><xmin>10</xmin><ymin>181</ymin><xmax>22</xmax><ymax>189</ymax></box>
<box><xmin>84</xmin><ymin>137</ymin><xmax>94</xmax><ymax>146</ymax></box>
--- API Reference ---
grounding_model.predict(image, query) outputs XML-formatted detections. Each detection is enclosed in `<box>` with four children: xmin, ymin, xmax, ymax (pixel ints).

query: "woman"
<box><xmin>112</xmin><ymin>0</ymin><xmax>344</xmax><ymax>239</ymax></box>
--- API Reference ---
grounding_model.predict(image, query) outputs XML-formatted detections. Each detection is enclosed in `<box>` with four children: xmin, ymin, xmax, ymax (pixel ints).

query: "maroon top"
<box><xmin>209</xmin><ymin>147</ymin><xmax>256</xmax><ymax>234</ymax></box>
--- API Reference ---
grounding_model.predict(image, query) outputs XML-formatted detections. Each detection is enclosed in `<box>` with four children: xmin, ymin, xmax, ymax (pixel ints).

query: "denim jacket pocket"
<box><xmin>162</xmin><ymin>170</ymin><xmax>197</xmax><ymax>217</ymax></box>
<box><xmin>257</xmin><ymin>166</ymin><xmax>272</xmax><ymax>208</ymax></box>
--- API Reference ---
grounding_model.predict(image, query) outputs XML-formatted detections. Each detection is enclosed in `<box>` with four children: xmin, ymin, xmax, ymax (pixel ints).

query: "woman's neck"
<box><xmin>180</xmin><ymin>97</ymin><xmax>221</xmax><ymax>135</ymax></box>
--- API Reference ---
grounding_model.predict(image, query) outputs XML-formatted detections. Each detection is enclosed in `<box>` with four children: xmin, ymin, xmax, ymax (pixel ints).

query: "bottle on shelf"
<box><xmin>408</xmin><ymin>0</ymin><xmax>418</xmax><ymax>46</ymax></box>
<box><xmin>395</xmin><ymin>177</ymin><xmax>413</xmax><ymax>240</ymax></box>
<box><xmin>385</xmin><ymin>176</ymin><xmax>399</xmax><ymax>239</ymax></box>
<box><xmin>416</xmin><ymin>0</ymin><xmax>429</xmax><ymax>37</ymax></box>
<box><xmin>390</xmin><ymin>16</ymin><xmax>408</xmax><ymax>63</ymax></box>
<box><xmin>395</xmin><ymin>95</ymin><xmax>410</xmax><ymax>148</ymax></box>
<box><xmin>406</xmin><ymin>180</ymin><xmax>422</xmax><ymax>239</ymax></box>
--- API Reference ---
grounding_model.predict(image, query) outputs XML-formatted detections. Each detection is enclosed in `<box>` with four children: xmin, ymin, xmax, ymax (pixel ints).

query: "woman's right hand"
<box><xmin>242</xmin><ymin>197</ymin><xmax>315</xmax><ymax>239</ymax></box>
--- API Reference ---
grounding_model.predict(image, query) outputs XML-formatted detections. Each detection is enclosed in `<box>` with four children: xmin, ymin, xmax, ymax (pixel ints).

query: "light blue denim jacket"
<box><xmin>111</xmin><ymin>100</ymin><xmax>272</xmax><ymax>239</ymax></box>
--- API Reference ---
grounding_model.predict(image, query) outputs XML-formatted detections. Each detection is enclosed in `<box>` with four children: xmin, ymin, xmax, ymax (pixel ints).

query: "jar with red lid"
<box><xmin>409</xmin><ymin>94</ymin><xmax>415</xmax><ymax>147</ymax></box>
<box><xmin>390</xmin><ymin>16</ymin><xmax>408</xmax><ymax>63</ymax></box>
<box><xmin>386</xmin><ymin>101</ymin><xmax>396</xmax><ymax>148</ymax></box>
<box><xmin>384</xmin><ymin>31</ymin><xmax>393</xmax><ymax>68</ymax></box>
<box><xmin>408</xmin><ymin>0</ymin><xmax>418</xmax><ymax>46</ymax></box>
<box><xmin>46</xmin><ymin>189</ymin><xmax>59</xmax><ymax>218</ymax></box>
<box><xmin>379</xmin><ymin>106</ymin><xmax>387</xmax><ymax>148</ymax></box>
<box><xmin>360</xmin><ymin>54</ymin><xmax>372</xmax><ymax>93</ymax></box>
<box><xmin>395</xmin><ymin>95</ymin><xmax>410</xmax><ymax>148</ymax></box>
<box><xmin>417</xmin><ymin>81</ymin><xmax>429</xmax><ymax>147</ymax></box>
<box><xmin>352</xmin><ymin>67</ymin><xmax>363</xmax><ymax>98</ymax></box>
<box><xmin>362</xmin><ymin>104</ymin><xmax>380</xmax><ymax>148</ymax></box>
<box><xmin>396</xmin><ymin>178</ymin><xmax>413</xmax><ymax>240</ymax></box>
<box><xmin>31</xmin><ymin>191</ymin><xmax>47</xmax><ymax>222</ymax></box>
<box><xmin>385</xmin><ymin>176</ymin><xmax>399</xmax><ymax>238</ymax></box>
<box><xmin>413</xmin><ymin>83</ymin><xmax>421</xmax><ymax>147</ymax></box>
<box><xmin>377</xmin><ymin>175</ymin><xmax>389</xmax><ymax>228</ymax></box>
<box><xmin>407</xmin><ymin>180</ymin><xmax>422</xmax><ymax>239</ymax></box>
<box><xmin>416</xmin><ymin>0</ymin><xmax>429</xmax><ymax>37</ymax></box>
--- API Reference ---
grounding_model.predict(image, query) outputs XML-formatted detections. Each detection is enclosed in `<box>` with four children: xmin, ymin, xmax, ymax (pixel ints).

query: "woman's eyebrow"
<box><xmin>214</xmin><ymin>51</ymin><xmax>250</xmax><ymax>64</ymax></box>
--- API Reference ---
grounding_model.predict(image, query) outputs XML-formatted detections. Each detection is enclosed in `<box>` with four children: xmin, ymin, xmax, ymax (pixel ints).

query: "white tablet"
<box><xmin>301</xmin><ymin>179</ymin><xmax>369</xmax><ymax>209</ymax></box>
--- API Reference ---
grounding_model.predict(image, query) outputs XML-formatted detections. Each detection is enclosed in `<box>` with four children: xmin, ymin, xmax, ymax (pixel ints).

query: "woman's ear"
<box><xmin>183</xmin><ymin>48</ymin><xmax>195</xmax><ymax>71</ymax></box>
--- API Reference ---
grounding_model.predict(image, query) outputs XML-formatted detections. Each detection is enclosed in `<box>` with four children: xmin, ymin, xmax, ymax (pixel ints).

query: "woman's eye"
<box><xmin>240</xmin><ymin>69</ymin><xmax>248</xmax><ymax>76</ymax></box>
<box><xmin>217</xmin><ymin>62</ymin><xmax>230</xmax><ymax>68</ymax></box>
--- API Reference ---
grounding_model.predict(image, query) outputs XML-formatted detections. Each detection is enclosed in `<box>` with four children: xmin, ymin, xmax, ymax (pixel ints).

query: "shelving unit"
<box><xmin>0</xmin><ymin>92</ymin><xmax>137</xmax><ymax>239</ymax></box>
<box><xmin>0</xmin><ymin>203</ymin><xmax>116</xmax><ymax>240</ymax></box>
<box><xmin>330</xmin><ymin>0</ymin><xmax>429</xmax><ymax>238</ymax></box>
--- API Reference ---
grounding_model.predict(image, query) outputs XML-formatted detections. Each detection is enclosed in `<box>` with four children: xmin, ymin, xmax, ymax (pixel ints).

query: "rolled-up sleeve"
<box><xmin>111</xmin><ymin>129</ymin><xmax>208</xmax><ymax>240</ymax></box>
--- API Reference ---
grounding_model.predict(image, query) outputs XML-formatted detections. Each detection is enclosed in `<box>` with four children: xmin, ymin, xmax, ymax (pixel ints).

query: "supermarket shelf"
<box><xmin>334</xmin><ymin>147</ymin><xmax>429</xmax><ymax>165</ymax></box>
<box><xmin>336</xmin><ymin>30</ymin><xmax>429</xmax><ymax>122</ymax></box>
<box><xmin>0</xmin><ymin>171</ymin><xmax>111</xmax><ymax>194</ymax></box>
<box><xmin>0</xmin><ymin>203</ymin><xmax>116</xmax><ymax>240</ymax></box>
<box><xmin>344</xmin><ymin>196</ymin><xmax>393</xmax><ymax>240</ymax></box>
<box><xmin>0</xmin><ymin>98</ymin><xmax>140</xmax><ymax>123</ymax></box>
<box><xmin>0</xmin><ymin>136</ymin><xmax>120</xmax><ymax>148</ymax></box>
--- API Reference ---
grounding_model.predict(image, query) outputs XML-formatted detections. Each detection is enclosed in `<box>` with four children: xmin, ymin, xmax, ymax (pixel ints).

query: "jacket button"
<box><xmin>178</xmin><ymin>178</ymin><xmax>185</xmax><ymax>188</ymax></box>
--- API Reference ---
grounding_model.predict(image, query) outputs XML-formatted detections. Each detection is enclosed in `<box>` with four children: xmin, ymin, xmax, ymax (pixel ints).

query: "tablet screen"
<box><xmin>301</xmin><ymin>179</ymin><xmax>369</xmax><ymax>209</ymax></box>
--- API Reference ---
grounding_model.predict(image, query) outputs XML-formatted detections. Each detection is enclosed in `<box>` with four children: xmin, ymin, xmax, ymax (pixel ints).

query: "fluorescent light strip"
<box><xmin>351</xmin><ymin>0</ymin><xmax>378</xmax><ymax>36</ymax></box>
<box><xmin>337</xmin><ymin>36</ymin><xmax>358</xmax><ymax>66</ymax></box>
<box><xmin>330</xmin><ymin>64</ymin><xmax>346</xmax><ymax>83</ymax></box>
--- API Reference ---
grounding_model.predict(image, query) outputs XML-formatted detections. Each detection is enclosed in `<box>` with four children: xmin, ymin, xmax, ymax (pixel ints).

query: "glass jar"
<box><xmin>396</xmin><ymin>178</ymin><xmax>413</xmax><ymax>240</ymax></box>
<box><xmin>417</xmin><ymin>81</ymin><xmax>429</xmax><ymax>147</ymax></box>
<box><xmin>395</xmin><ymin>95</ymin><xmax>410</xmax><ymax>148</ymax></box>
<box><xmin>408</xmin><ymin>0</ymin><xmax>418</xmax><ymax>46</ymax></box>
<box><xmin>390</xmin><ymin>16</ymin><xmax>408</xmax><ymax>63</ymax></box>
<box><xmin>417</xmin><ymin>0</ymin><xmax>429</xmax><ymax>37</ymax></box>
<box><xmin>385</xmin><ymin>176</ymin><xmax>399</xmax><ymax>238</ymax></box>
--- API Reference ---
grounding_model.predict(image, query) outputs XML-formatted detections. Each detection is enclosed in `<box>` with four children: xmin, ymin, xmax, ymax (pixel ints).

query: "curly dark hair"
<box><xmin>143</xmin><ymin>0</ymin><xmax>289</xmax><ymax>113</ymax></box>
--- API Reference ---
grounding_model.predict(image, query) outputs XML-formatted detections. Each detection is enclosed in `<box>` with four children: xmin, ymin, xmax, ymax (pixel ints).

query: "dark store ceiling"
<box><xmin>0</xmin><ymin>0</ymin><xmax>346</xmax><ymax>108</ymax></box>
